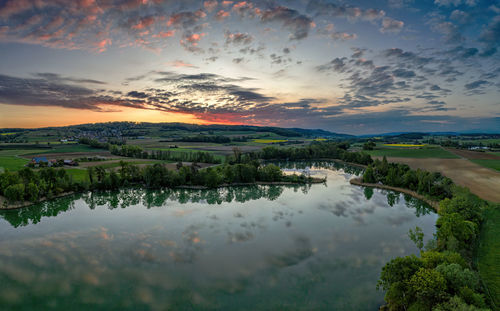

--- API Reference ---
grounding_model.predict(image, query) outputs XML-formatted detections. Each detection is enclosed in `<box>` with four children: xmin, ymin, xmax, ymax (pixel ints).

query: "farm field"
<box><xmin>0</xmin><ymin>150</ymin><xmax>31</xmax><ymax>171</ymax></box>
<box><xmin>375</xmin><ymin>156</ymin><xmax>500</xmax><ymax>203</ymax></box>
<box><xmin>446</xmin><ymin>148</ymin><xmax>500</xmax><ymax>160</ymax></box>
<box><xmin>478</xmin><ymin>206</ymin><xmax>500</xmax><ymax>309</ymax></box>
<box><xmin>471</xmin><ymin>160</ymin><xmax>500</xmax><ymax>172</ymax></box>
<box><xmin>365</xmin><ymin>145</ymin><xmax>459</xmax><ymax>158</ymax></box>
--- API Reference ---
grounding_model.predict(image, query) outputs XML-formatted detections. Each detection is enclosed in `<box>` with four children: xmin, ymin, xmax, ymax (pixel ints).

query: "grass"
<box><xmin>66</xmin><ymin>169</ymin><xmax>88</xmax><ymax>182</ymax></box>
<box><xmin>477</xmin><ymin>206</ymin><xmax>500</xmax><ymax>309</ymax></box>
<box><xmin>0</xmin><ymin>149</ymin><xmax>40</xmax><ymax>171</ymax></box>
<box><xmin>471</xmin><ymin>159</ymin><xmax>500</xmax><ymax>172</ymax></box>
<box><xmin>365</xmin><ymin>146</ymin><xmax>459</xmax><ymax>159</ymax></box>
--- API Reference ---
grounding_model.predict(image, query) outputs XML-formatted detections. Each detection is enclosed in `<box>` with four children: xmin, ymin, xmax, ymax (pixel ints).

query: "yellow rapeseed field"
<box><xmin>253</xmin><ymin>139</ymin><xmax>288</xmax><ymax>143</ymax></box>
<box><xmin>383</xmin><ymin>144</ymin><xmax>426</xmax><ymax>147</ymax></box>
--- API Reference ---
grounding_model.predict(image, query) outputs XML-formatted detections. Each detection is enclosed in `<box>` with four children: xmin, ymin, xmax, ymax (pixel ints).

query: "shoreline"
<box><xmin>0</xmin><ymin>177</ymin><xmax>326</xmax><ymax>210</ymax></box>
<box><xmin>349</xmin><ymin>177</ymin><xmax>440</xmax><ymax>211</ymax></box>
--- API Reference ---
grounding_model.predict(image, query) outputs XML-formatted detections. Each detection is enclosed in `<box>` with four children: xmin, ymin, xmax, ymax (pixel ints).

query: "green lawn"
<box><xmin>365</xmin><ymin>146</ymin><xmax>459</xmax><ymax>159</ymax></box>
<box><xmin>471</xmin><ymin>159</ymin><xmax>500</xmax><ymax>172</ymax></box>
<box><xmin>66</xmin><ymin>169</ymin><xmax>89</xmax><ymax>182</ymax></box>
<box><xmin>0</xmin><ymin>149</ymin><xmax>39</xmax><ymax>171</ymax></box>
<box><xmin>478</xmin><ymin>206</ymin><xmax>500</xmax><ymax>309</ymax></box>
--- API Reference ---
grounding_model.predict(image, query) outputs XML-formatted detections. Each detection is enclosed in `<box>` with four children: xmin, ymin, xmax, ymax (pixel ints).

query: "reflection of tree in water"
<box><xmin>0</xmin><ymin>195</ymin><xmax>78</xmax><ymax>228</ymax></box>
<box><xmin>276</xmin><ymin>160</ymin><xmax>364</xmax><ymax>176</ymax></box>
<box><xmin>382</xmin><ymin>190</ymin><xmax>433</xmax><ymax>217</ymax></box>
<box><xmin>0</xmin><ymin>184</ymin><xmax>310</xmax><ymax>228</ymax></box>
<box><xmin>403</xmin><ymin>194</ymin><xmax>434</xmax><ymax>217</ymax></box>
<box><xmin>364</xmin><ymin>187</ymin><xmax>374</xmax><ymax>200</ymax></box>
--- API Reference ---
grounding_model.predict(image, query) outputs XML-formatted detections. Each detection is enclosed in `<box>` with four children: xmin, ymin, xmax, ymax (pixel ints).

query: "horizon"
<box><xmin>1</xmin><ymin>0</ymin><xmax>500</xmax><ymax>134</ymax></box>
<box><xmin>2</xmin><ymin>120</ymin><xmax>500</xmax><ymax>136</ymax></box>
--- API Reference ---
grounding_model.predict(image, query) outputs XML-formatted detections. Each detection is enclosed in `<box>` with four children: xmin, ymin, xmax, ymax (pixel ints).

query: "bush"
<box><xmin>4</xmin><ymin>183</ymin><xmax>25</xmax><ymax>202</ymax></box>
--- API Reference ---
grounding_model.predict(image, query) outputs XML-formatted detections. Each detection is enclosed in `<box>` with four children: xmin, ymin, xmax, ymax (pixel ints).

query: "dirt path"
<box><xmin>375</xmin><ymin>157</ymin><xmax>500</xmax><ymax>203</ymax></box>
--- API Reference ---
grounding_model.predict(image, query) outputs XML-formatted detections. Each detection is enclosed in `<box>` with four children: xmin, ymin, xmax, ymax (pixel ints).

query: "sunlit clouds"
<box><xmin>0</xmin><ymin>0</ymin><xmax>499</xmax><ymax>133</ymax></box>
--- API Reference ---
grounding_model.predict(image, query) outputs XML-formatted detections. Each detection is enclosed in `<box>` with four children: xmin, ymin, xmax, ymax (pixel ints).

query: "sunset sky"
<box><xmin>0</xmin><ymin>0</ymin><xmax>499</xmax><ymax>134</ymax></box>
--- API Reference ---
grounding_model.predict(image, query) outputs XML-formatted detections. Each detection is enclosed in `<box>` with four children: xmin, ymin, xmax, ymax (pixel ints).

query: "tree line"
<box><xmin>362</xmin><ymin>156</ymin><xmax>454</xmax><ymax>200</ymax></box>
<box><xmin>79</xmin><ymin>138</ymin><xmax>222</xmax><ymax>164</ymax></box>
<box><xmin>0</xmin><ymin>161</ymin><xmax>315</xmax><ymax>204</ymax></box>
<box><xmin>252</xmin><ymin>141</ymin><xmax>373</xmax><ymax>165</ymax></box>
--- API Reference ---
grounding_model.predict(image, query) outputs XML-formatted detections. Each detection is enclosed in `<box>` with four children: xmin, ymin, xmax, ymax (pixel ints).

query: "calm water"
<box><xmin>0</xmin><ymin>162</ymin><xmax>436</xmax><ymax>310</ymax></box>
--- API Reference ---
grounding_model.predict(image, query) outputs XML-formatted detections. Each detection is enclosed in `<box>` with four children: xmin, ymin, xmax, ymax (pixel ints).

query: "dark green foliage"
<box><xmin>378</xmin><ymin>187</ymin><xmax>491</xmax><ymax>310</ymax></box>
<box><xmin>257</xmin><ymin>141</ymin><xmax>372</xmax><ymax>165</ymax></box>
<box><xmin>363</xmin><ymin>140</ymin><xmax>376</xmax><ymax>150</ymax></box>
<box><xmin>362</xmin><ymin>158</ymin><xmax>454</xmax><ymax>200</ymax></box>
<box><xmin>0</xmin><ymin>161</ymin><xmax>319</xmax><ymax>204</ymax></box>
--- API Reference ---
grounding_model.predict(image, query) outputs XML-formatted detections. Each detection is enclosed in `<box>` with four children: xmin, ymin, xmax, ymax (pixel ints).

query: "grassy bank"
<box><xmin>478</xmin><ymin>206</ymin><xmax>500</xmax><ymax>309</ymax></box>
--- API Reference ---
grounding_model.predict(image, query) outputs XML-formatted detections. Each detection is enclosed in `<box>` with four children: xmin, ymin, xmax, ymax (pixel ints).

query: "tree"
<box><xmin>25</xmin><ymin>182</ymin><xmax>39</xmax><ymax>202</ymax></box>
<box><xmin>363</xmin><ymin>166</ymin><xmax>376</xmax><ymax>183</ymax></box>
<box><xmin>363</xmin><ymin>140</ymin><xmax>376</xmax><ymax>150</ymax></box>
<box><xmin>4</xmin><ymin>184</ymin><xmax>25</xmax><ymax>202</ymax></box>
<box><xmin>87</xmin><ymin>167</ymin><xmax>95</xmax><ymax>184</ymax></box>
<box><xmin>408</xmin><ymin>268</ymin><xmax>447</xmax><ymax>306</ymax></box>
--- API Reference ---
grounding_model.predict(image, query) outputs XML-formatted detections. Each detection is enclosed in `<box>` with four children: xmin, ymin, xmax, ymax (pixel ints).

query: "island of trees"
<box><xmin>362</xmin><ymin>157</ymin><xmax>495</xmax><ymax>310</ymax></box>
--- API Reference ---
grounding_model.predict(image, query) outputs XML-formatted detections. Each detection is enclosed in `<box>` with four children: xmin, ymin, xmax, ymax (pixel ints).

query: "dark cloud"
<box><xmin>260</xmin><ymin>6</ymin><xmax>314</xmax><ymax>40</ymax></box>
<box><xmin>127</xmin><ymin>91</ymin><xmax>148</xmax><ymax>98</ymax></box>
<box><xmin>0</xmin><ymin>74</ymin><xmax>143</xmax><ymax>112</ymax></box>
<box><xmin>392</xmin><ymin>68</ymin><xmax>416</xmax><ymax>78</ymax></box>
<box><xmin>480</xmin><ymin>15</ymin><xmax>500</xmax><ymax>47</ymax></box>
<box><xmin>31</xmin><ymin>73</ymin><xmax>107</xmax><ymax>85</ymax></box>
<box><xmin>224</xmin><ymin>31</ymin><xmax>253</xmax><ymax>45</ymax></box>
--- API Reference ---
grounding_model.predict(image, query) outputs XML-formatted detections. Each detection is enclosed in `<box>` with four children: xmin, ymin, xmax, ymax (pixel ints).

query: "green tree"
<box><xmin>4</xmin><ymin>184</ymin><xmax>25</xmax><ymax>202</ymax></box>
<box><xmin>408</xmin><ymin>268</ymin><xmax>447</xmax><ymax>306</ymax></box>
<box><xmin>363</xmin><ymin>166</ymin><xmax>376</xmax><ymax>183</ymax></box>
<box><xmin>25</xmin><ymin>182</ymin><xmax>39</xmax><ymax>202</ymax></box>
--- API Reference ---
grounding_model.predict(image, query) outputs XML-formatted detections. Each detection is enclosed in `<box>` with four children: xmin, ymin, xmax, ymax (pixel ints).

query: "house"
<box><xmin>31</xmin><ymin>157</ymin><xmax>48</xmax><ymax>164</ymax></box>
<box><xmin>63</xmin><ymin>159</ymin><xmax>78</xmax><ymax>166</ymax></box>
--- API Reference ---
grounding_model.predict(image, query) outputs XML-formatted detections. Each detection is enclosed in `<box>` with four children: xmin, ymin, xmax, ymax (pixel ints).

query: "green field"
<box><xmin>22</xmin><ymin>144</ymin><xmax>104</xmax><ymax>154</ymax></box>
<box><xmin>66</xmin><ymin>168</ymin><xmax>89</xmax><ymax>182</ymax></box>
<box><xmin>0</xmin><ymin>149</ymin><xmax>37</xmax><ymax>171</ymax></box>
<box><xmin>478</xmin><ymin>206</ymin><xmax>500</xmax><ymax>309</ymax></box>
<box><xmin>365</xmin><ymin>146</ymin><xmax>459</xmax><ymax>158</ymax></box>
<box><xmin>471</xmin><ymin>159</ymin><xmax>500</xmax><ymax>172</ymax></box>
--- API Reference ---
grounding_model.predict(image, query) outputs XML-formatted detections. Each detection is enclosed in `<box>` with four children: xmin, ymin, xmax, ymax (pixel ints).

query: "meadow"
<box><xmin>471</xmin><ymin>159</ymin><xmax>500</xmax><ymax>172</ymax></box>
<box><xmin>478</xmin><ymin>206</ymin><xmax>500</xmax><ymax>308</ymax></box>
<box><xmin>365</xmin><ymin>145</ymin><xmax>459</xmax><ymax>158</ymax></box>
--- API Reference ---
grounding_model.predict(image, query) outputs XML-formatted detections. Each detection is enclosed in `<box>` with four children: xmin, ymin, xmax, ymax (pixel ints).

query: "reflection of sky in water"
<box><xmin>0</xmin><ymin>163</ymin><xmax>437</xmax><ymax>310</ymax></box>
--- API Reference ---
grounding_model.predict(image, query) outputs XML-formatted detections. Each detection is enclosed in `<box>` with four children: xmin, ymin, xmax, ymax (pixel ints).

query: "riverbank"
<box><xmin>349</xmin><ymin>177</ymin><xmax>440</xmax><ymax>211</ymax></box>
<box><xmin>177</xmin><ymin>176</ymin><xmax>326</xmax><ymax>190</ymax></box>
<box><xmin>0</xmin><ymin>191</ymin><xmax>75</xmax><ymax>210</ymax></box>
<box><xmin>0</xmin><ymin>177</ymin><xmax>326</xmax><ymax>210</ymax></box>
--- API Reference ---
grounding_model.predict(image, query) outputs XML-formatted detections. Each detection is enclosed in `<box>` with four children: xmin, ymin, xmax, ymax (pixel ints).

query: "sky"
<box><xmin>0</xmin><ymin>0</ymin><xmax>499</xmax><ymax>134</ymax></box>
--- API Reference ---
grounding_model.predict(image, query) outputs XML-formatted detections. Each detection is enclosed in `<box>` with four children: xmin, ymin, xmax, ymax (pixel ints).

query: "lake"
<box><xmin>0</xmin><ymin>162</ymin><xmax>437</xmax><ymax>310</ymax></box>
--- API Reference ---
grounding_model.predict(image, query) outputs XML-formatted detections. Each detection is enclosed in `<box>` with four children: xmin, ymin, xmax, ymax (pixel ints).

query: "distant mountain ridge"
<box><xmin>0</xmin><ymin>122</ymin><xmax>353</xmax><ymax>138</ymax></box>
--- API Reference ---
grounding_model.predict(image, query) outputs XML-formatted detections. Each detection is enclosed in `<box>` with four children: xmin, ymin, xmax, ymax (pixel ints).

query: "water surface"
<box><xmin>0</xmin><ymin>162</ymin><xmax>436</xmax><ymax>310</ymax></box>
